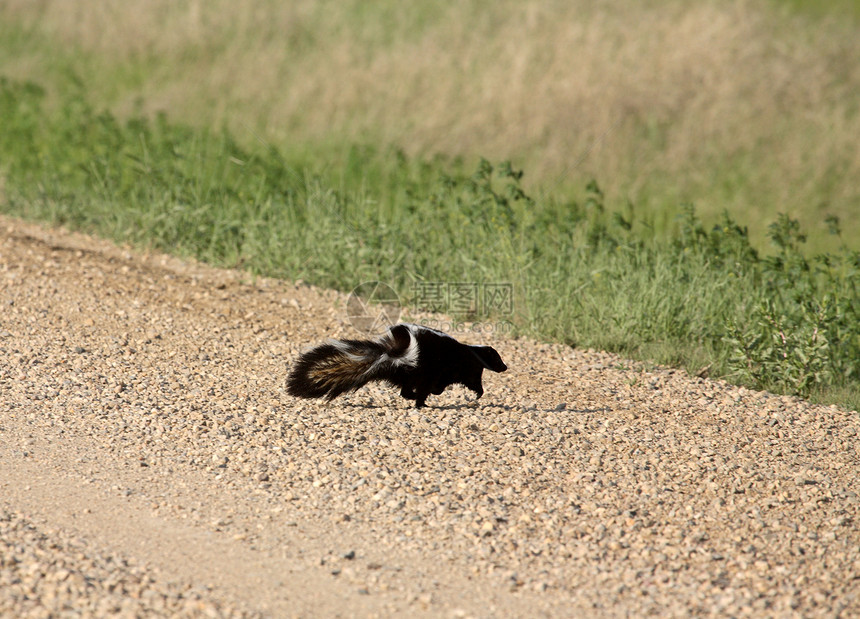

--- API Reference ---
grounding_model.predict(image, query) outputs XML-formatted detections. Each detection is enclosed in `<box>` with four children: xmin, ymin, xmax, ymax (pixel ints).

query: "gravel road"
<box><xmin>1</xmin><ymin>215</ymin><xmax>859</xmax><ymax>617</ymax></box>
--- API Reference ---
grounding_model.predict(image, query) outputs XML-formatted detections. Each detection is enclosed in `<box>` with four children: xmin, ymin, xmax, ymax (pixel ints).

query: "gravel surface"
<box><xmin>1</xmin><ymin>215</ymin><xmax>859</xmax><ymax>617</ymax></box>
<box><xmin>0</xmin><ymin>507</ymin><xmax>253</xmax><ymax>618</ymax></box>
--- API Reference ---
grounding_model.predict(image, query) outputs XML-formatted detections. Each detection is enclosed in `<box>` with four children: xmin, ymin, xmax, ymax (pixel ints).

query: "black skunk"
<box><xmin>287</xmin><ymin>323</ymin><xmax>507</xmax><ymax>408</ymax></box>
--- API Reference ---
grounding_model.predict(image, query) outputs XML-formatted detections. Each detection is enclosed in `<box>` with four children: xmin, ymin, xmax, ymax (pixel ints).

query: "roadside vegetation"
<box><xmin>1</xmin><ymin>79</ymin><xmax>858</xmax><ymax>409</ymax></box>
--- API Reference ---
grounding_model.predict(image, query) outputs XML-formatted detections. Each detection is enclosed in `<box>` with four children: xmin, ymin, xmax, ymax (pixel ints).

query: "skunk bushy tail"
<box><xmin>287</xmin><ymin>324</ymin><xmax>416</xmax><ymax>401</ymax></box>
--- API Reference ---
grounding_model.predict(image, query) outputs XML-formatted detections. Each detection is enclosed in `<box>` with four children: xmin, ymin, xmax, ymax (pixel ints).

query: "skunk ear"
<box><xmin>471</xmin><ymin>346</ymin><xmax>507</xmax><ymax>373</ymax></box>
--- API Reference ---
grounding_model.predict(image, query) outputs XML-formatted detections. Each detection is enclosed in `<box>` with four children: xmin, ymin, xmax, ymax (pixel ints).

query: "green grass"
<box><xmin>2</xmin><ymin>78</ymin><xmax>858</xmax><ymax>411</ymax></box>
<box><xmin>1</xmin><ymin>0</ymin><xmax>858</xmax><ymax>253</ymax></box>
<box><xmin>774</xmin><ymin>0</ymin><xmax>860</xmax><ymax>20</ymax></box>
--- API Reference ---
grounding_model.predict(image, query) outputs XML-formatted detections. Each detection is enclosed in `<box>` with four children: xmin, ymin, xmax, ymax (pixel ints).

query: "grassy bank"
<box><xmin>1</xmin><ymin>0</ymin><xmax>858</xmax><ymax>252</ymax></box>
<box><xmin>1</xmin><ymin>79</ymin><xmax>858</xmax><ymax>410</ymax></box>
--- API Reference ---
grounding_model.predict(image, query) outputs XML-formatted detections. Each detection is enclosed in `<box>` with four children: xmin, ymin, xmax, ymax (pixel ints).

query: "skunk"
<box><xmin>287</xmin><ymin>323</ymin><xmax>507</xmax><ymax>408</ymax></box>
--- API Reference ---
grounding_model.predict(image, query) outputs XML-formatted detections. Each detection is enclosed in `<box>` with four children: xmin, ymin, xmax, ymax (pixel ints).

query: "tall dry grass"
<box><xmin>2</xmin><ymin>0</ymin><xmax>858</xmax><ymax>247</ymax></box>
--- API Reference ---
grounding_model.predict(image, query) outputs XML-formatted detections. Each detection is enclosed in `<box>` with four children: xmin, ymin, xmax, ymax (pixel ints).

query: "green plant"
<box><xmin>723</xmin><ymin>214</ymin><xmax>859</xmax><ymax>396</ymax></box>
<box><xmin>725</xmin><ymin>298</ymin><xmax>834</xmax><ymax>396</ymax></box>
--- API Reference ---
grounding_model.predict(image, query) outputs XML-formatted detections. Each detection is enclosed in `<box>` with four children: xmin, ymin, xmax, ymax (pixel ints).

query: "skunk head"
<box><xmin>470</xmin><ymin>345</ymin><xmax>507</xmax><ymax>373</ymax></box>
<box><xmin>458</xmin><ymin>345</ymin><xmax>507</xmax><ymax>398</ymax></box>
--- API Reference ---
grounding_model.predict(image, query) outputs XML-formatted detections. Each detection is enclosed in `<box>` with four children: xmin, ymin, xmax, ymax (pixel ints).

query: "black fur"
<box><xmin>287</xmin><ymin>323</ymin><xmax>507</xmax><ymax>408</ymax></box>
